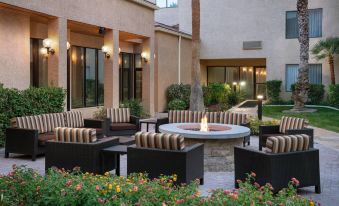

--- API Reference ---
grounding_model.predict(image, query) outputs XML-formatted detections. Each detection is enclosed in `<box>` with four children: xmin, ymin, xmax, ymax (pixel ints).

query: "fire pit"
<box><xmin>159</xmin><ymin>118</ymin><xmax>250</xmax><ymax>172</ymax></box>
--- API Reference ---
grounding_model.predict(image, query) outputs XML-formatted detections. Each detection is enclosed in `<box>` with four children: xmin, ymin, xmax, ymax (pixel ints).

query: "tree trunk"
<box><xmin>294</xmin><ymin>0</ymin><xmax>310</xmax><ymax>110</ymax></box>
<box><xmin>189</xmin><ymin>0</ymin><xmax>205</xmax><ymax>111</ymax></box>
<box><xmin>329</xmin><ymin>55</ymin><xmax>336</xmax><ymax>85</ymax></box>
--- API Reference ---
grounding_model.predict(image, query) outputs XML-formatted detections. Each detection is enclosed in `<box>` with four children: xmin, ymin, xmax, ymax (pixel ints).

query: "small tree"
<box><xmin>311</xmin><ymin>37</ymin><xmax>339</xmax><ymax>85</ymax></box>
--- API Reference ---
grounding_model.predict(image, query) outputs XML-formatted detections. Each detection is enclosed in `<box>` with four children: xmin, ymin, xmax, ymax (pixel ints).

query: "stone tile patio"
<box><xmin>0</xmin><ymin>135</ymin><xmax>338</xmax><ymax>205</ymax></box>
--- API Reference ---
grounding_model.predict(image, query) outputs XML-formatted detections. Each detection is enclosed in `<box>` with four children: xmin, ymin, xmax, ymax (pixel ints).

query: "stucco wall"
<box><xmin>179</xmin><ymin>37</ymin><xmax>192</xmax><ymax>84</ymax></box>
<box><xmin>178</xmin><ymin>0</ymin><xmax>339</xmax><ymax>99</ymax></box>
<box><xmin>155</xmin><ymin>7</ymin><xmax>179</xmax><ymax>26</ymax></box>
<box><xmin>0</xmin><ymin>8</ymin><xmax>30</xmax><ymax>89</ymax></box>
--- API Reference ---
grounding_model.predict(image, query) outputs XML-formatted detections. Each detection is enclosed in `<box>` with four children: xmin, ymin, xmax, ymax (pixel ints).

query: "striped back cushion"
<box><xmin>64</xmin><ymin>111</ymin><xmax>84</xmax><ymax>128</ymax></box>
<box><xmin>41</xmin><ymin>113</ymin><xmax>65</xmax><ymax>133</ymax></box>
<box><xmin>206</xmin><ymin>112</ymin><xmax>219</xmax><ymax>123</ymax></box>
<box><xmin>13</xmin><ymin>115</ymin><xmax>46</xmax><ymax>134</ymax></box>
<box><xmin>107</xmin><ymin>108</ymin><xmax>130</xmax><ymax>123</ymax></box>
<box><xmin>135</xmin><ymin>131</ymin><xmax>185</xmax><ymax>151</ymax></box>
<box><xmin>219</xmin><ymin>112</ymin><xmax>248</xmax><ymax>125</ymax></box>
<box><xmin>168</xmin><ymin>110</ymin><xmax>204</xmax><ymax>123</ymax></box>
<box><xmin>55</xmin><ymin>127</ymin><xmax>97</xmax><ymax>143</ymax></box>
<box><xmin>279</xmin><ymin>116</ymin><xmax>305</xmax><ymax>133</ymax></box>
<box><xmin>266</xmin><ymin>134</ymin><xmax>310</xmax><ymax>153</ymax></box>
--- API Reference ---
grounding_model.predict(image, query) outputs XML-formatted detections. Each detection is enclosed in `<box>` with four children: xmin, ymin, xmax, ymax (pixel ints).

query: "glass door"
<box><xmin>120</xmin><ymin>53</ymin><xmax>133</xmax><ymax>101</ymax></box>
<box><xmin>255</xmin><ymin>67</ymin><xmax>267</xmax><ymax>98</ymax></box>
<box><xmin>240</xmin><ymin>67</ymin><xmax>254</xmax><ymax>99</ymax></box>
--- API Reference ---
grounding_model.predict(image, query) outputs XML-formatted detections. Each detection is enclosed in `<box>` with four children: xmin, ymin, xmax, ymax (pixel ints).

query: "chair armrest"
<box><xmin>241</xmin><ymin>122</ymin><xmax>250</xmax><ymax>128</ymax></box>
<box><xmin>286</xmin><ymin>128</ymin><xmax>314</xmax><ymax>148</ymax></box>
<box><xmin>130</xmin><ymin>115</ymin><xmax>140</xmax><ymax>126</ymax></box>
<box><xmin>84</xmin><ymin>119</ymin><xmax>105</xmax><ymax>128</ymax></box>
<box><xmin>157</xmin><ymin>117</ymin><xmax>169</xmax><ymax>125</ymax></box>
<box><xmin>259</xmin><ymin>125</ymin><xmax>280</xmax><ymax>135</ymax></box>
<box><xmin>182</xmin><ymin>143</ymin><xmax>204</xmax><ymax>152</ymax></box>
<box><xmin>5</xmin><ymin>128</ymin><xmax>39</xmax><ymax>152</ymax></box>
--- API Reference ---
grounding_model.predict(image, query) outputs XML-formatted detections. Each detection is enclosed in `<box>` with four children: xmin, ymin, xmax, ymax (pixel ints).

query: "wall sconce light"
<box><xmin>240</xmin><ymin>81</ymin><xmax>246</xmax><ymax>86</ymax></box>
<box><xmin>42</xmin><ymin>38</ymin><xmax>55</xmax><ymax>55</ymax></box>
<box><xmin>67</xmin><ymin>42</ymin><xmax>70</xmax><ymax>50</ymax></box>
<box><xmin>119</xmin><ymin>47</ymin><xmax>121</xmax><ymax>53</ymax></box>
<box><xmin>141</xmin><ymin>52</ymin><xmax>148</xmax><ymax>63</ymax></box>
<box><xmin>102</xmin><ymin>46</ymin><xmax>110</xmax><ymax>58</ymax></box>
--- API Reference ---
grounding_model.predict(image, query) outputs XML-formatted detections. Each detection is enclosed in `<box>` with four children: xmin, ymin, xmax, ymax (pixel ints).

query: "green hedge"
<box><xmin>291</xmin><ymin>84</ymin><xmax>325</xmax><ymax>105</ymax></box>
<box><xmin>0</xmin><ymin>166</ymin><xmax>314</xmax><ymax>206</ymax></box>
<box><xmin>202</xmin><ymin>83</ymin><xmax>231</xmax><ymax>106</ymax></box>
<box><xmin>166</xmin><ymin>84</ymin><xmax>191</xmax><ymax>108</ymax></box>
<box><xmin>120</xmin><ymin>99</ymin><xmax>146</xmax><ymax>118</ymax></box>
<box><xmin>0</xmin><ymin>85</ymin><xmax>65</xmax><ymax>147</ymax></box>
<box><xmin>328</xmin><ymin>84</ymin><xmax>339</xmax><ymax>108</ymax></box>
<box><xmin>168</xmin><ymin>99</ymin><xmax>187</xmax><ymax>110</ymax></box>
<box><xmin>266</xmin><ymin>80</ymin><xmax>282</xmax><ymax>104</ymax></box>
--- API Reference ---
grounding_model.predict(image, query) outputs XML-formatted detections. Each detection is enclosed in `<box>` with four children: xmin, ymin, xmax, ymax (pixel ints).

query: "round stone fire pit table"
<box><xmin>159</xmin><ymin>123</ymin><xmax>250</xmax><ymax>172</ymax></box>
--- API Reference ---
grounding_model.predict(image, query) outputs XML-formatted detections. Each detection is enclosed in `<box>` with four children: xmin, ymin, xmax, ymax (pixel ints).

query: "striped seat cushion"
<box><xmin>265</xmin><ymin>134</ymin><xmax>310</xmax><ymax>153</ymax></box>
<box><xmin>55</xmin><ymin>127</ymin><xmax>97</xmax><ymax>143</ymax></box>
<box><xmin>107</xmin><ymin>108</ymin><xmax>130</xmax><ymax>123</ymax></box>
<box><xmin>168</xmin><ymin>110</ymin><xmax>204</xmax><ymax>123</ymax></box>
<box><xmin>41</xmin><ymin>113</ymin><xmax>65</xmax><ymax>133</ymax></box>
<box><xmin>279</xmin><ymin>116</ymin><xmax>305</xmax><ymax>134</ymax></box>
<box><xmin>12</xmin><ymin>115</ymin><xmax>46</xmax><ymax>134</ymax></box>
<box><xmin>64</xmin><ymin>111</ymin><xmax>84</xmax><ymax>128</ymax></box>
<box><xmin>219</xmin><ymin>112</ymin><xmax>248</xmax><ymax>125</ymax></box>
<box><xmin>135</xmin><ymin>131</ymin><xmax>185</xmax><ymax>151</ymax></box>
<box><xmin>206</xmin><ymin>112</ymin><xmax>219</xmax><ymax>123</ymax></box>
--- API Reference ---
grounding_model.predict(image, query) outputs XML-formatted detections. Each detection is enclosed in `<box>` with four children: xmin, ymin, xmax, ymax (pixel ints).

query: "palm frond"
<box><xmin>311</xmin><ymin>37</ymin><xmax>339</xmax><ymax>60</ymax></box>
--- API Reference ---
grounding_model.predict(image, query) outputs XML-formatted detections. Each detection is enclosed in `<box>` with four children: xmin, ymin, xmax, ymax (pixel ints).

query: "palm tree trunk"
<box><xmin>190</xmin><ymin>0</ymin><xmax>204</xmax><ymax>111</ymax></box>
<box><xmin>294</xmin><ymin>0</ymin><xmax>310</xmax><ymax>110</ymax></box>
<box><xmin>329</xmin><ymin>55</ymin><xmax>336</xmax><ymax>84</ymax></box>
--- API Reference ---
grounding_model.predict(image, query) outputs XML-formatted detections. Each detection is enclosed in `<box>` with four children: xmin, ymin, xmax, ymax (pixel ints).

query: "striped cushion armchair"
<box><xmin>106</xmin><ymin>108</ymin><xmax>140</xmax><ymax>136</ymax></box>
<box><xmin>127</xmin><ymin>132</ymin><xmax>204</xmax><ymax>185</ymax></box>
<box><xmin>259</xmin><ymin>116</ymin><xmax>314</xmax><ymax>150</ymax></box>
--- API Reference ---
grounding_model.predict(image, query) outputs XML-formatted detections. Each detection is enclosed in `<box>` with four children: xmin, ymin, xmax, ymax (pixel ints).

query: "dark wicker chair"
<box><xmin>106</xmin><ymin>108</ymin><xmax>140</xmax><ymax>136</ymax></box>
<box><xmin>234</xmin><ymin>146</ymin><xmax>321</xmax><ymax>194</ymax></box>
<box><xmin>45</xmin><ymin>137</ymin><xmax>119</xmax><ymax>174</ymax></box>
<box><xmin>259</xmin><ymin>125</ymin><xmax>314</xmax><ymax>150</ymax></box>
<box><xmin>127</xmin><ymin>143</ymin><xmax>204</xmax><ymax>185</ymax></box>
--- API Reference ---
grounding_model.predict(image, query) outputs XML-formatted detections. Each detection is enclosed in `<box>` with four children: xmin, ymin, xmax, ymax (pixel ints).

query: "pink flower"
<box><xmin>250</xmin><ymin>172</ymin><xmax>256</xmax><ymax>177</ymax></box>
<box><xmin>266</xmin><ymin>201</ymin><xmax>273</xmax><ymax>206</ymax></box>
<box><xmin>223</xmin><ymin>190</ymin><xmax>231</xmax><ymax>194</ymax></box>
<box><xmin>176</xmin><ymin>199</ymin><xmax>185</xmax><ymax>204</ymax></box>
<box><xmin>236</xmin><ymin>179</ymin><xmax>242</xmax><ymax>184</ymax></box>
<box><xmin>162</xmin><ymin>203</ymin><xmax>167</xmax><ymax>206</ymax></box>
<box><xmin>291</xmin><ymin>178</ymin><xmax>300</xmax><ymax>186</ymax></box>
<box><xmin>65</xmin><ymin>180</ymin><xmax>72</xmax><ymax>187</ymax></box>
<box><xmin>97</xmin><ymin>198</ymin><xmax>104</xmax><ymax>204</ymax></box>
<box><xmin>96</xmin><ymin>185</ymin><xmax>100</xmax><ymax>191</ymax></box>
<box><xmin>254</xmin><ymin>182</ymin><xmax>260</xmax><ymax>188</ymax></box>
<box><xmin>75</xmin><ymin>183</ymin><xmax>82</xmax><ymax>191</ymax></box>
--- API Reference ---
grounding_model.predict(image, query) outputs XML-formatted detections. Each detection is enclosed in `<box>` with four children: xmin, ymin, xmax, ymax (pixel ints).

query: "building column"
<box><xmin>104</xmin><ymin>29</ymin><xmax>120</xmax><ymax>108</ymax></box>
<box><xmin>47</xmin><ymin>17</ymin><xmax>67</xmax><ymax>89</ymax></box>
<box><xmin>142</xmin><ymin>36</ymin><xmax>155</xmax><ymax>116</ymax></box>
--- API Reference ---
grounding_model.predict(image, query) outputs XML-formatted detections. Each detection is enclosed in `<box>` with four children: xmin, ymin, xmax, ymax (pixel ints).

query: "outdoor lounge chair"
<box><xmin>45</xmin><ymin>128</ymin><xmax>119</xmax><ymax>174</ymax></box>
<box><xmin>127</xmin><ymin>131</ymin><xmax>204</xmax><ymax>185</ymax></box>
<box><xmin>105</xmin><ymin>108</ymin><xmax>140</xmax><ymax>136</ymax></box>
<box><xmin>259</xmin><ymin>116</ymin><xmax>313</xmax><ymax>150</ymax></box>
<box><xmin>5</xmin><ymin>111</ymin><xmax>106</xmax><ymax>161</ymax></box>
<box><xmin>234</xmin><ymin>134</ymin><xmax>321</xmax><ymax>194</ymax></box>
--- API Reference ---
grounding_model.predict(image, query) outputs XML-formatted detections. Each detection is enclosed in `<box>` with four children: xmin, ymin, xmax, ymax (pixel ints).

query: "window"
<box><xmin>285</xmin><ymin>64</ymin><xmax>322</xmax><ymax>91</ymax></box>
<box><xmin>70</xmin><ymin>46</ymin><xmax>104</xmax><ymax>108</ymax></box>
<box><xmin>286</xmin><ymin>8</ymin><xmax>322</xmax><ymax>39</ymax></box>
<box><xmin>30</xmin><ymin>38</ymin><xmax>48</xmax><ymax>87</ymax></box>
<box><xmin>156</xmin><ymin>0</ymin><xmax>177</xmax><ymax>8</ymax></box>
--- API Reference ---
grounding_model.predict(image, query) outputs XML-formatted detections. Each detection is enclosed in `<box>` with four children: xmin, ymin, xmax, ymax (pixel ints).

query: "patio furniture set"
<box><xmin>4</xmin><ymin>109</ymin><xmax>320</xmax><ymax>193</ymax></box>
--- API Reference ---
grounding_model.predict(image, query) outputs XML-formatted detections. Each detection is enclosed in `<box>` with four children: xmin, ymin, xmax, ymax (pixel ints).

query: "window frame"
<box><xmin>285</xmin><ymin>8</ymin><xmax>323</xmax><ymax>39</ymax></box>
<box><xmin>156</xmin><ymin>0</ymin><xmax>178</xmax><ymax>8</ymax></box>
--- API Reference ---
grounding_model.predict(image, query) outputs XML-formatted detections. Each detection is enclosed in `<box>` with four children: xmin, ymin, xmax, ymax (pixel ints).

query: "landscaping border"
<box><xmin>264</xmin><ymin>104</ymin><xmax>339</xmax><ymax>111</ymax></box>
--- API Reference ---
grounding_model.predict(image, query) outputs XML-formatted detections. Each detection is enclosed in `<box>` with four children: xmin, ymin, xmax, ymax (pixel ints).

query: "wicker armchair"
<box><xmin>106</xmin><ymin>108</ymin><xmax>140</xmax><ymax>136</ymax></box>
<box><xmin>45</xmin><ymin>137</ymin><xmax>119</xmax><ymax>174</ymax></box>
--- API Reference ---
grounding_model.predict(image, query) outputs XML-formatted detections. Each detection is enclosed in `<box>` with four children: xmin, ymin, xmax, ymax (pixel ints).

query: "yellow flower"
<box><xmin>108</xmin><ymin>184</ymin><xmax>113</xmax><ymax>190</ymax></box>
<box><xmin>309</xmin><ymin>201</ymin><xmax>315</xmax><ymax>206</ymax></box>
<box><xmin>116</xmin><ymin>185</ymin><xmax>121</xmax><ymax>193</ymax></box>
<box><xmin>104</xmin><ymin>172</ymin><xmax>110</xmax><ymax>176</ymax></box>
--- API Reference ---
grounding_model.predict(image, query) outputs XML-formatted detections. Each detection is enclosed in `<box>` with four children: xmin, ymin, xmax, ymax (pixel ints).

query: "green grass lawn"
<box><xmin>263</xmin><ymin>106</ymin><xmax>339</xmax><ymax>133</ymax></box>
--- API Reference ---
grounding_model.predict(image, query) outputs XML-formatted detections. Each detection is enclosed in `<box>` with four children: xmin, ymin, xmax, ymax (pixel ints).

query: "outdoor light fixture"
<box><xmin>232</xmin><ymin>82</ymin><xmax>237</xmax><ymax>86</ymax></box>
<box><xmin>257</xmin><ymin>95</ymin><xmax>264</xmax><ymax>120</ymax></box>
<box><xmin>257</xmin><ymin>95</ymin><xmax>264</xmax><ymax>100</ymax></box>
<box><xmin>102</xmin><ymin>46</ymin><xmax>110</xmax><ymax>58</ymax></box>
<box><xmin>42</xmin><ymin>38</ymin><xmax>55</xmax><ymax>55</ymax></box>
<box><xmin>67</xmin><ymin>42</ymin><xmax>70</xmax><ymax>50</ymax></box>
<box><xmin>119</xmin><ymin>47</ymin><xmax>121</xmax><ymax>53</ymax></box>
<box><xmin>240</xmin><ymin>81</ymin><xmax>246</xmax><ymax>86</ymax></box>
<box><xmin>141</xmin><ymin>52</ymin><xmax>148</xmax><ymax>62</ymax></box>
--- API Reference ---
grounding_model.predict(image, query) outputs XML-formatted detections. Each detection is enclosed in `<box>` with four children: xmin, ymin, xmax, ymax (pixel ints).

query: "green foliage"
<box><xmin>311</xmin><ymin>37</ymin><xmax>339</xmax><ymax>60</ymax></box>
<box><xmin>120</xmin><ymin>99</ymin><xmax>145</xmax><ymax>117</ymax></box>
<box><xmin>291</xmin><ymin>84</ymin><xmax>325</xmax><ymax>105</ymax></box>
<box><xmin>166</xmin><ymin>84</ymin><xmax>191</xmax><ymax>108</ymax></box>
<box><xmin>93</xmin><ymin>107</ymin><xmax>106</xmax><ymax>120</ymax></box>
<box><xmin>168</xmin><ymin>99</ymin><xmax>187</xmax><ymax>110</ymax></box>
<box><xmin>266</xmin><ymin>80</ymin><xmax>282</xmax><ymax>104</ymax></box>
<box><xmin>203</xmin><ymin>83</ymin><xmax>231</xmax><ymax>106</ymax></box>
<box><xmin>0</xmin><ymin>166</ymin><xmax>314</xmax><ymax>206</ymax></box>
<box><xmin>0</xmin><ymin>85</ymin><xmax>65</xmax><ymax>147</ymax></box>
<box><xmin>226</xmin><ymin>90</ymin><xmax>246</xmax><ymax>107</ymax></box>
<box><xmin>249</xmin><ymin>118</ymin><xmax>280</xmax><ymax>135</ymax></box>
<box><xmin>328</xmin><ymin>84</ymin><xmax>339</xmax><ymax>108</ymax></box>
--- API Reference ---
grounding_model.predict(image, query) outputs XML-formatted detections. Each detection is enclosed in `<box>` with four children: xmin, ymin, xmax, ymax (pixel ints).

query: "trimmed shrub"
<box><xmin>0</xmin><ymin>166</ymin><xmax>315</xmax><ymax>205</ymax></box>
<box><xmin>0</xmin><ymin>85</ymin><xmax>65</xmax><ymax>147</ymax></box>
<box><xmin>168</xmin><ymin>99</ymin><xmax>187</xmax><ymax>110</ymax></box>
<box><xmin>226</xmin><ymin>90</ymin><xmax>246</xmax><ymax>107</ymax></box>
<box><xmin>120</xmin><ymin>99</ymin><xmax>145</xmax><ymax>117</ymax></box>
<box><xmin>291</xmin><ymin>84</ymin><xmax>325</xmax><ymax>105</ymax></box>
<box><xmin>328</xmin><ymin>84</ymin><xmax>339</xmax><ymax>108</ymax></box>
<box><xmin>266</xmin><ymin>80</ymin><xmax>282</xmax><ymax>104</ymax></box>
<box><xmin>249</xmin><ymin>118</ymin><xmax>280</xmax><ymax>135</ymax></box>
<box><xmin>166</xmin><ymin>84</ymin><xmax>191</xmax><ymax>107</ymax></box>
<box><xmin>203</xmin><ymin>83</ymin><xmax>231</xmax><ymax>106</ymax></box>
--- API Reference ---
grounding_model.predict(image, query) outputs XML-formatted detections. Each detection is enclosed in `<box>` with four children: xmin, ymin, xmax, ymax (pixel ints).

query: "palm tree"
<box><xmin>189</xmin><ymin>0</ymin><xmax>205</xmax><ymax>111</ymax></box>
<box><xmin>311</xmin><ymin>37</ymin><xmax>339</xmax><ymax>85</ymax></box>
<box><xmin>293</xmin><ymin>0</ymin><xmax>310</xmax><ymax>110</ymax></box>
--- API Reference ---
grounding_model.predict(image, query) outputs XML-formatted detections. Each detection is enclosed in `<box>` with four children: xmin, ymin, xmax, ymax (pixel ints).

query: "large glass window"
<box><xmin>134</xmin><ymin>54</ymin><xmax>142</xmax><ymax>100</ymax></box>
<box><xmin>70</xmin><ymin>46</ymin><xmax>104</xmax><ymax>108</ymax></box>
<box><xmin>286</xmin><ymin>8</ymin><xmax>322</xmax><ymax>39</ymax></box>
<box><xmin>156</xmin><ymin>0</ymin><xmax>178</xmax><ymax>8</ymax></box>
<box><xmin>30</xmin><ymin>38</ymin><xmax>48</xmax><ymax>87</ymax></box>
<box><xmin>285</xmin><ymin>64</ymin><xmax>322</xmax><ymax>91</ymax></box>
<box><xmin>207</xmin><ymin>67</ymin><xmax>225</xmax><ymax>84</ymax></box>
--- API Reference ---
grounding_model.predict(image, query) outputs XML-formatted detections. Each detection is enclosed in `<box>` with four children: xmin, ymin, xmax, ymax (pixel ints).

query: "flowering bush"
<box><xmin>0</xmin><ymin>166</ymin><xmax>315</xmax><ymax>206</ymax></box>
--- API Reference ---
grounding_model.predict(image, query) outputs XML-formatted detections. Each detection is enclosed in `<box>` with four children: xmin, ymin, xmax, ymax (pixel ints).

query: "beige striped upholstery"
<box><xmin>206</xmin><ymin>112</ymin><xmax>219</xmax><ymax>123</ymax></box>
<box><xmin>107</xmin><ymin>108</ymin><xmax>131</xmax><ymax>123</ymax></box>
<box><xmin>219</xmin><ymin>112</ymin><xmax>248</xmax><ymax>125</ymax></box>
<box><xmin>12</xmin><ymin>115</ymin><xmax>46</xmax><ymax>134</ymax></box>
<box><xmin>168</xmin><ymin>110</ymin><xmax>205</xmax><ymax>123</ymax></box>
<box><xmin>265</xmin><ymin>134</ymin><xmax>310</xmax><ymax>153</ymax></box>
<box><xmin>279</xmin><ymin>116</ymin><xmax>305</xmax><ymax>134</ymax></box>
<box><xmin>135</xmin><ymin>131</ymin><xmax>185</xmax><ymax>151</ymax></box>
<box><xmin>64</xmin><ymin>111</ymin><xmax>84</xmax><ymax>128</ymax></box>
<box><xmin>41</xmin><ymin>113</ymin><xmax>65</xmax><ymax>132</ymax></box>
<box><xmin>55</xmin><ymin>127</ymin><xmax>97</xmax><ymax>143</ymax></box>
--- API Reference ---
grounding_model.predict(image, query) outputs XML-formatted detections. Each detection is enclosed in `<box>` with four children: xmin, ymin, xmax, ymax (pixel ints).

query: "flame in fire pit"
<box><xmin>200</xmin><ymin>116</ymin><xmax>209</xmax><ymax>132</ymax></box>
